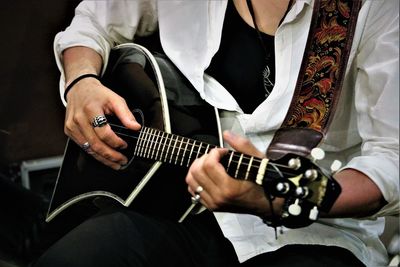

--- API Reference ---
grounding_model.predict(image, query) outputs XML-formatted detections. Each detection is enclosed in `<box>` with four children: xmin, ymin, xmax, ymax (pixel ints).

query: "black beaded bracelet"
<box><xmin>63</xmin><ymin>73</ymin><xmax>100</xmax><ymax>101</ymax></box>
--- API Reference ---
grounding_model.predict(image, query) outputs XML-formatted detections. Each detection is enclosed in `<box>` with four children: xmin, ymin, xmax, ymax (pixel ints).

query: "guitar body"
<box><xmin>47</xmin><ymin>44</ymin><xmax>220</xmax><ymax>222</ymax></box>
<box><xmin>47</xmin><ymin>44</ymin><xmax>341</xmax><ymax>229</ymax></box>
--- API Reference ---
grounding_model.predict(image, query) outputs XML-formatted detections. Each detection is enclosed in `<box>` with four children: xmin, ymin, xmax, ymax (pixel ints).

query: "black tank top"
<box><xmin>206</xmin><ymin>1</ymin><xmax>275</xmax><ymax>114</ymax></box>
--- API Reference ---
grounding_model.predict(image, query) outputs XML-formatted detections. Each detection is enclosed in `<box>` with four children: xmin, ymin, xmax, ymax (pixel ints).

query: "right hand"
<box><xmin>64</xmin><ymin>76</ymin><xmax>141</xmax><ymax>170</ymax></box>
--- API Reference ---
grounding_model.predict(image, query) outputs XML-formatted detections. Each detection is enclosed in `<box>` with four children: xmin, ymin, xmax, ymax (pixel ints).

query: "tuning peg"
<box><xmin>310</xmin><ymin>147</ymin><xmax>325</xmax><ymax>162</ymax></box>
<box><xmin>288</xmin><ymin>199</ymin><xmax>302</xmax><ymax>216</ymax></box>
<box><xmin>288</xmin><ymin>157</ymin><xmax>301</xmax><ymax>170</ymax></box>
<box><xmin>330</xmin><ymin>160</ymin><xmax>342</xmax><ymax>173</ymax></box>
<box><xmin>304</xmin><ymin>169</ymin><xmax>318</xmax><ymax>180</ymax></box>
<box><xmin>276</xmin><ymin>182</ymin><xmax>290</xmax><ymax>195</ymax></box>
<box><xmin>309</xmin><ymin>206</ymin><xmax>319</xmax><ymax>221</ymax></box>
<box><xmin>295</xmin><ymin>186</ymin><xmax>309</xmax><ymax>198</ymax></box>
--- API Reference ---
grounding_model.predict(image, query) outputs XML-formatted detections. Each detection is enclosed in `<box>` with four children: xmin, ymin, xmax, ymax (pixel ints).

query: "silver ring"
<box><xmin>195</xmin><ymin>186</ymin><xmax>204</xmax><ymax>194</ymax></box>
<box><xmin>191</xmin><ymin>194</ymin><xmax>201</xmax><ymax>204</ymax></box>
<box><xmin>82</xmin><ymin>141</ymin><xmax>90</xmax><ymax>152</ymax></box>
<box><xmin>92</xmin><ymin>115</ymin><xmax>108</xmax><ymax>128</ymax></box>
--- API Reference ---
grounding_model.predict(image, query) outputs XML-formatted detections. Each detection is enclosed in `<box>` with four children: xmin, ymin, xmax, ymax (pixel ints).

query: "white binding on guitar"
<box><xmin>46</xmin><ymin>43</ymin><xmax>341</xmax><ymax>224</ymax></box>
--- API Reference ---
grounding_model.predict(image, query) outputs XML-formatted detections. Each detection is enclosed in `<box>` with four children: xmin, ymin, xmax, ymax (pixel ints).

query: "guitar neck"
<box><xmin>133</xmin><ymin>126</ymin><xmax>271</xmax><ymax>184</ymax></box>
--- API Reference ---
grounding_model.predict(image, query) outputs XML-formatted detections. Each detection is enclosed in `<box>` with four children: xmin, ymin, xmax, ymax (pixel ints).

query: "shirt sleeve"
<box><xmin>53</xmin><ymin>0</ymin><xmax>158</xmax><ymax>105</ymax></box>
<box><xmin>345</xmin><ymin>0</ymin><xmax>399</xmax><ymax>217</ymax></box>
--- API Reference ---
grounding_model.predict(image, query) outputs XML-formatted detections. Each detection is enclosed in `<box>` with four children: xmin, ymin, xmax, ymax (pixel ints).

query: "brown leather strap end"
<box><xmin>266</xmin><ymin>128</ymin><xmax>323</xmax><ymax>161</ymax></box>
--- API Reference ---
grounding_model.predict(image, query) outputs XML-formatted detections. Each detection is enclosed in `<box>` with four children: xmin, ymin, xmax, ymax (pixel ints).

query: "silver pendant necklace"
<box><xmin>262</xmin><ymin>64</ymin><xmax>274</xmax><ymax>97</ymax></box>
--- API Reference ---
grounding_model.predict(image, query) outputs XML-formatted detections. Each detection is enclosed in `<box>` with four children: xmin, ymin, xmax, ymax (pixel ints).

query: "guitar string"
<box><xmin>131</xmin><ymin>143</ymin><xmax>297</xmax><ymax>178</ymax></box>
<box><xmin>133</xmin><ymin>134</ymin><xmax>281</xmax><ymax>168</ymax></box>
<box><xmin>115</xmin><ymin>126</ymin><xmax>263</xmax><ymax>162</ymax></box>
<box><xmin>113</xmin><ymin>127</ymin><xmax>298</xmax><ymax>176</ymax></box>
<box><xmin>111</xmin><ymin>127</ymin><xmax>311</xmax><ymax>198</ymax></box>
<box><xmin>117</xmin><ymin>127</ymin><xmax>296</xmax><ymax>170</ymax></box>
<box><xmin>129</xmin><ymin>146</ymin><xmax>295</xmax><ymax>179</ymax></box>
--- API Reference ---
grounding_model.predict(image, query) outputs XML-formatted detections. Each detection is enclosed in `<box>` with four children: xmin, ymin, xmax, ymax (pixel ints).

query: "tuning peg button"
<box><xmin>311</xmin><ymin>148</ymin><xmax>325</xmax><ymax>161</ymax></box>
<box><xmin>288</xmin><ymin>199</ymin><xmax>302</xmax><ymax>216</ymax></box>
<box><xmin>330</xmin><ymin>160</ymin><xmax>342</xmax><ymax>173</ymax></box>
<box><xmin>309</xmin><ymin>206</ymin><xmax>319</xmax><ymax>220</ymax></box>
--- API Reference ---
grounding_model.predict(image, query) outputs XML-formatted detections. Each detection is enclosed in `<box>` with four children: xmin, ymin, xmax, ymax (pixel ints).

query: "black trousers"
<box><xmin>34</xmin><ymin>208</ymin><xmax>364</xmax><ymax>267</ymax></box>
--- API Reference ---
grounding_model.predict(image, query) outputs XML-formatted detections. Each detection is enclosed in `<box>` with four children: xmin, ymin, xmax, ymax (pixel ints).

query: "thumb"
<box><xmin>223</xmin><ymin>131</ymin><xmax>264</xmax><ymax>158</ymax></box>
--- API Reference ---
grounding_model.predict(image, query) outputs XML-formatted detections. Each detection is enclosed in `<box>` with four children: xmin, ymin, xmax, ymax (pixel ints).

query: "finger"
<box><xmin>203</xmin><ymin>149</ymin><xmax>259</xmax><ymax>207</ymax></box>
<box><xmin>188</xmin><ymin>183</ymin><xmax>206</xmax><ymax>196</ymax></box>
<box><xmin>92</xmin><ymin>120</ymin><xmax>128</xmax><ymax>149</ymax></box>
<box><xmin>84</xmin><ymin>106</ymin><xmax>127</xmax><ymax>151</ymax></box>
<box><xmin>77</xmin><ymin>114</ymin><xmax>128</xmax><ymax>165</ymax></box>
<box><xmin>186</xmin><ymin>155</ymin><xmax>219</xmax><ymax>191</ymax></box>
<box><xmin>89</xmin><ymin>149</ymin><xmax>124</xmax><ymax>170</ymax></box>
<box><xmin>108</xmin><ymin>97</ymin><xmax>141</xmax><ymax>131</ymax></box>
<box><xmin>202</xmin><ymin>148</ymin><xmax>230</xmax><ymax>183</ymax></box>
<box><xmin>186</xmin><ymin>152</ymin><xmax>226</xmax><ymax>209</ymax></box>
<box><xmin>223</xmin><ymin>131</ymin><xmax>265</xmax><ymax>158</ymax></box>
<box><xmin>65</xmin><ymin>124</ymin><xmax>89</xmax><ymax>151</ymax></box>
<box><xmin>86</xmin><ymin>133</ymin><xmax>128</xmax><ymax>166</ymax></box>
<box><xmin>66</xmin><ymin>125</ymin><xmax>125</xmax><ymax>170</ymax></box>
<box><xmin>186</xmin><ymin>179</ymin><xmax>215</xmax><ymax>210</ymax></box>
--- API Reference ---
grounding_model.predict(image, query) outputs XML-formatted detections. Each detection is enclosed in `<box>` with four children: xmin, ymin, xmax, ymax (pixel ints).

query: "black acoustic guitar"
<box><xmin>46</xmin><ymin>44</ymin><xmax>341</xmax><ymax>225</ymax></box>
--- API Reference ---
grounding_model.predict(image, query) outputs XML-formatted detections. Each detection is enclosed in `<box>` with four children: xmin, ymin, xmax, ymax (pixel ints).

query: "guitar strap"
<box><xmin>266</xmin><ymin>0</ymin><xmax>362</xmax><ymax>160</ymax></box>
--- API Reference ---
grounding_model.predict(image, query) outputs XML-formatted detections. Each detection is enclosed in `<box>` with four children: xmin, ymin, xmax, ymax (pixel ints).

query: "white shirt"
<box><xmin>54</xmin><ymin>0</ymin><xmax>399</xmax><ymax>266</ymax></box>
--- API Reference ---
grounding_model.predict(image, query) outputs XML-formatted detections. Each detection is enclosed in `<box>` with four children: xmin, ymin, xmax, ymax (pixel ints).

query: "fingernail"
<box><xmin>129</xmin><ymin>120</ymin><xmax>140</xmax><ymax>129</ymax></box>
<box><xmin>119</xmin><ymin>143</ymin><xmax>128</xmax><ymax>150</ymax></box>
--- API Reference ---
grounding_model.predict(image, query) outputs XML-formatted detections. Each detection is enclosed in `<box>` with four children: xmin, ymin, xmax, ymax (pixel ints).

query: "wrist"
<box><xmin>64</xmin><ymin>73</ymin><xmax>100</xmax><ymax>102</ymax></box>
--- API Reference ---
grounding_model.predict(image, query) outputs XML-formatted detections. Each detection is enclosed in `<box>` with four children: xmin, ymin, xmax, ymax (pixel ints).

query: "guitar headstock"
<box><xmin>263</xmin><ymin>148</ymin><xmax>342</xmax><ymax>224</ymax></box>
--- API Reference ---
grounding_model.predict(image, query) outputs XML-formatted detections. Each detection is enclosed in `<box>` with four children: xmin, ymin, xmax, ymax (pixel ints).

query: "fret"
<box><xmin>140</xmin><ymin>127</ymin><xmax>151</xmax><ymax>158</ymax></box>
<box><xmin>187</xmin><ymin>140</ymin><xmax>196</xmax><ymax>167</ymax></box>
<box><xmin>195</xmin><ymin>142</ymin><xmax>202</xmax><ymax>159</ymax></box>
<box><xmin>234</xmin><ymin>153</ymin><xmax>244</xmax><ymax>178</ymax></box>
<box><xmin>204</xmin><ymin>144</ymin><xmax>210</xmax><ymax>154</ymax></box>
<box><xmin>146</xmin><ymin>128</ymin><xmax>156</xmax><ymax>159</ymax></box>
<box><xmin>245</xmin><ymin>156</ymin><xmax>254</xmax><ymax>180</ymax></box>
<box><xmin>160</xmin><ymin>132</ymin><xmax>169</xmax><ymax>162</ymax></box>
<box><xmin>155</xmin><ymin>131</ymin><xmax>165</xmax><ymax>161</ymax></box>
<box><xmin>150</xmin><ymin>130</ymin><xmax>160</xmax><ymax>160</ymax></box>
<box><xmin>164</xmin><ymin>134</ymin><xmax>174</xmax><ymax>162</ymax></box>
<box><xmin>140</xmin><ymin>128</ymin><xmax>150</xmax><ymax>157</ymax></box>
<box><xmin>169</xmin><ymin>135</ymin><xmax>179</xmax><ymax>163</ymax></box>
<box><xmin>137</xmin><ymin>127</ymin><xmax>145</xmax><ymax>157</ymax></box>
<box><xmin>134</xmin><ymin>128</ymin><xmax>144</xmax><ymax>157</ymax></box>
<box><xmin>175</xmin><ymin>136</ymin><xmax>184</xmax><ymax>165</ymax></box>
<box><xmin>226</xmin><ymin>151</ymin><xmax>234</xmax><ymax>173</ymax></box>
<box><xmin>138</xmin><ymin>128</ymin><xmax>148</xmax><ymax>157</ymax></box>
<box><xmin>180</xmin><ymin>138</ymin><xmax>190</xmax><ymax>166</ymax></box>
<box><xmin>141</xmin><ymin>128</ymin><xmax>151</xmax><ymax>158</ymax></box>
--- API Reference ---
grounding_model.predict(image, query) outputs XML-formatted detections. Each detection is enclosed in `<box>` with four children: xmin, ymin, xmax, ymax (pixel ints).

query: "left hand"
<box><xmin>185</xmin><ymin>131</ymin><xmax>273</xmax><ymax>216</ymax></box>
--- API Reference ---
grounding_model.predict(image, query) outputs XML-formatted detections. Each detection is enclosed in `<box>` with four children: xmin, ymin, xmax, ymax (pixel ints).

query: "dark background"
<box><xmin>0</xmin><ymin>0</ymin><xmax>82</xmax><ymax>165</ymax></box>
<box><xmin>0</xmin><ymin>1</ymin><xmax>81</xmax><ymax>266</ymax></box>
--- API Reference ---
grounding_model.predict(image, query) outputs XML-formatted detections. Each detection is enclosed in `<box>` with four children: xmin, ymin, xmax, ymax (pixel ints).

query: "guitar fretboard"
<box><xmin>133</xmin><ymin>127</ymin><xmax>270</xmax><ymax>184</ymax></box>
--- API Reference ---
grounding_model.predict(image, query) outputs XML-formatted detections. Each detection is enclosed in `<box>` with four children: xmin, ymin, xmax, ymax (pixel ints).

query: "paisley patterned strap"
<box><xmin>267</xmin><ymin>0</ymin><xmax>362</xmax><ymax>160</ymax></box>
